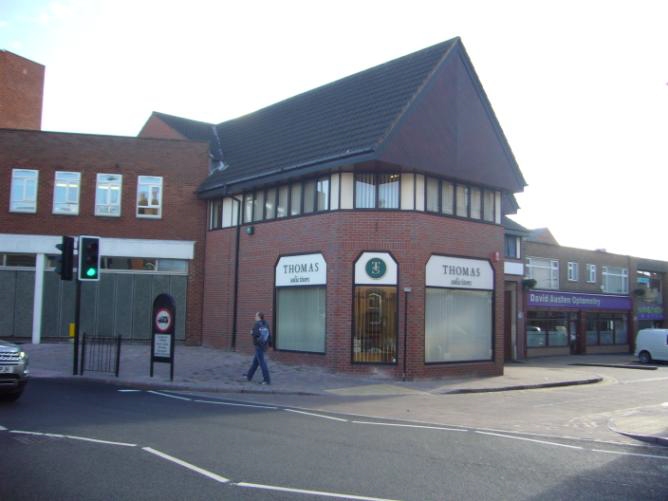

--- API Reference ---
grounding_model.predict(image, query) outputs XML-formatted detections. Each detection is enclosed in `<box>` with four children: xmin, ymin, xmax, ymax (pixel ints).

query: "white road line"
<box><xmin>117</xmin><ymin>389</ymin><xmax>142</xmax><ymax>393</ymax></box>
<box><xmin>142</xmin><ymin>447</ymin><xmax>230</xmax><ymax>483</ymax></box>
<box><xmin>284</xmin><ymin>409</ymin><xmax>348</xmax><ymax>422</ymax></box>
<box><xmin>592</xmin><ymin>449</ymin><xmax>668</xmax><ymax>461</ymax></box>
<box><xmin>235</xmin><ymin>482</ymin><xmax>402</xmax><ymax>501</ymax></box>
<box><xmin>65</xmin><ymin>435</ymin><xmax>137</xmax><ymax>447</ymax></box>
<box><xmin>475</xmin><ymin>431</ymin><xmax>584</xmax><ymax>450</ymax></box>
<box><xmin>352</xmin><ymin>420</ymin><xmax>467</xmax><ymax>433</ymax></box>
<box><xmin>147</xmin><ymin>390</ymin><xmax>192</xmax><ymax>401</ymax></box>
<box><xmin>10</xmin><ymin>430</ymin><xmax>44</xmax><ymax>436</ymax></box>
<box><xmin>193</xmin><ymin>399</ymin><xmax>278</xmax><ymax>410</ymax></box>
<box><xmin>0</xmin><ymin>425</ymin><xmax>7</xmax><ymax>431</ymax></box>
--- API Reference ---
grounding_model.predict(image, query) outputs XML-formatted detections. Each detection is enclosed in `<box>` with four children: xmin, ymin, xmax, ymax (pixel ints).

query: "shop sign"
<box><xmin>527</xmin><ymin>291</ymin><xmax>631</xmax><ymax>311</ymax></box>
<box><xmin>355</xmin><ymin>252</ymin><xmax>397</xmax><ymax>285</ymax></box>
<box><xmin>426</xmin><ymin>255</ymin><xmax>493</xmax><ymax>290</ymax></box>
<box><xmin>276</xmin><ymin>253</ymin><xmax>327</xmax><ymax>287</ymax></box>
<box><xmin>637</xmin><ymin>303</ymin><xmax>665</xmax><ymax>320</ymax></box>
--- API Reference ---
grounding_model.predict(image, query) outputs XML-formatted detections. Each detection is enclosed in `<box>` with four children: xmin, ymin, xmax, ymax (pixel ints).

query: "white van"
<box><xmin>635</xmin><ymin>329</ymin><xmax>668</xmax><ymax>363</ymax></box>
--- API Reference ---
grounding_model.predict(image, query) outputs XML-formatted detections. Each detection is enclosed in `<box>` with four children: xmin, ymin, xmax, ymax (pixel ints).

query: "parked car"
<box><xmin>635</xmin><ymin>328</ymin><xmax>668</xmax><ymax>364</ymax></box>
<box><xmin>0</xmin><ymin>340</ymin><xmax>29</xmax><ymax>401</ymax></box>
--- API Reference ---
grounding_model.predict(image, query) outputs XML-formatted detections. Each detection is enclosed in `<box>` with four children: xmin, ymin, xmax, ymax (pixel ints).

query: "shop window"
<box><xmin>354</xmin><ymin>173</ymin><xmax>400</xmax><ymax>209</ymax></box>
<box><xmin>586</xmin><ymin>314</ymin><xmax>628</xmax><ymax>346</ymax></box>
<box><xmin>10</xmin><ymin>169</ymin><xmax>38</xmax><ymax>213</ymax></box>
<box><xmin>101</xmin><ymin>257</ymin><xmax>188</xmax><ymax>273</ymax></box>
<box><xmin>602</xmin><ymin>266</ymin><xmax>628</xmax><ymax>294</ymax></box>
<box><xmin>95</xmin><ymin>174</ymin><xmax>122</xmax><ymax>217</ymax></box>
<box><xmin>353</xmin><ymin>287</ymin><xmax>397</xmax><ymax>363</ymax></box>
<box><xmin>1</xmin><ymin>253</ymin><xmax>36</xmax><ymax>268</ymax></box>
<box><xmin>137</xmin><ymin>176</ymin><xmax>163</xmax><ymax>218</ymax></box>
<box><xmin>470</xmin><ymin>187</ymin><xmax>481</xmax><ymax>219</ymax></box>
<box><xmin>568</xmin><ymin>262</ymin><xmax>579</xmax><ymax>282</ymax></box>
<box><xmin>425</xmin><ymin>288</ymin><xmax>493</xmax><ymax>362</ymax></box>
<box><xmin>526</xmin><ymin>311</ymin><xmax>569</xmax><ymax>347</ymax></box>
<box><xmin>276</xmin><ymin>287</ymin><xmax>326</xmax><ymax>353</ymax></box>
<box><xmin>441</xmin><ymin>181</ymin><xmax>454</xmax><ymax>215</ymax></box>
<box><xmin>53</xmin><ymin>171</ymin><xmax>81</xmax><ymax>215</ymax></box>
<box><xmin>527</xmin><ymin>257</ymin><xmax>559</xmax><ymax>290</ymax></box>
<box><xmin>456</xmin><ymin>185</ymin><xmax>469</xmax><ymax>217</ymax></box>
<box><xmin>586</xmin><ymin>264</ymin><xmax>597</xmax><ymax>283</ymax></box>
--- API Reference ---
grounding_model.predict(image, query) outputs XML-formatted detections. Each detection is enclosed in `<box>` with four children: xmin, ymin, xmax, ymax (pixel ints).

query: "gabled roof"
<box><xmin>144</xmin><ymin>38</ymin><xmax>526</xmax><ymax>198</ymax></box>
<box><xmin>503</xmin><ymin>216</ymin><xmax>530</xmax><ymax>237</ymax></box>
<box><xmin>527</xmin><ymin>228</ymin><xmax>559</xmax><ymax>246</ymax></box>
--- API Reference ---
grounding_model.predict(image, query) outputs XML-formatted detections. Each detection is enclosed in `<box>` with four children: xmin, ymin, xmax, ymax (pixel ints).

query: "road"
<box><xmin>1</xmin><ymin>379</ymin><xmax>667</xmax><ymax>500</ymax></box>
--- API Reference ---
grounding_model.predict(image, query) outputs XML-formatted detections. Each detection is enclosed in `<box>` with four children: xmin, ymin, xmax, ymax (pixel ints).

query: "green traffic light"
<box><xmin>86</xmin><ymin>267</ymin><xmax>97</xmax><ymax>277</ymax></box>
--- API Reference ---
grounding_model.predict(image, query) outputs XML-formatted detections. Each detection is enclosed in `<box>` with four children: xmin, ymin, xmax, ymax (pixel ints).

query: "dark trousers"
<box><xmin>247</xmin><ymin>345</ymin><xmax>270</xmax><ymax>383</ymax></box>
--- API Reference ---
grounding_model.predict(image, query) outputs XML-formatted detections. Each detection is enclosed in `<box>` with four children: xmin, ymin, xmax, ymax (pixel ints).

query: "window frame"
<box><xmin>602</xmin><ymin>266</ymin><xmax>629</xmax><ymax>294</ymax></box>
<box><xmin>10</xmin><ymin>168</ymin><xmax>39</xmax><ymax>213</ymax></box>
<box><xmin>95</xmin><ymin>173</ymin><xmax>123</xmax><ymax>217</ymax></box>
<box><xmin>353</xmin><ymin>172</ymin><xmax>401</xmax><ymax>210</ymax></box>
<box><xmin>53</xmin><ymin>171</ymin><xmax>81</xmax><ymax>215</ymax></box>
<box><xmin>136</xmin><ymin>175</ymin><xmax>163</xmax><ymax>219</ymax></box>
<box><xmin>567</xmin><ymin>262</ymin><xmax>579</xmax><ymax>282</ymax></box>
<box><xmin>586</xmin><ymin>264</ymin><xmax>597</xmax><ymax>283</ymax></box>
<box><xmin>527</xmin><ymin>257</ymin><xmax>560</xmax><ymax>290</ymax></box>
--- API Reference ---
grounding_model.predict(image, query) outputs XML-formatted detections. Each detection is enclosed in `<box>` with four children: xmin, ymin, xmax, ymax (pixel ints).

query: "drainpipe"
<box><xmin>402</xmin><ymin>287</ymin><xmax>411</xmax><ymax>381</ymax></box>
<box><xmin>231</xmin><ymin>195</ymin><xmax>242</xmax><ymax>351</ymax></box>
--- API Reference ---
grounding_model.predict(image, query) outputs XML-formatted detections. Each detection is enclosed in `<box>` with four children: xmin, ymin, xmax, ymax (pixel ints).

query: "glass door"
<box><xmin>353</xmin><ymin>286</ymin><xmax>397</xmax><ymax>363</ymax></box>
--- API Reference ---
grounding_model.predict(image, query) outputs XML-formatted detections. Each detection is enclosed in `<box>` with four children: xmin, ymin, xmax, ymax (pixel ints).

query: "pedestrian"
<box><xmin>243</xmin><ymin>312</ymin><xmax>271</xmax><ymax>385</ymax></box>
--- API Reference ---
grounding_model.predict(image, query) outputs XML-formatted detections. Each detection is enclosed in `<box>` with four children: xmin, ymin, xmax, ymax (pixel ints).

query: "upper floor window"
<box><xmin>567</xmin><ymin>262</ymin><xmax>579</xmax><ymax>282</ymax></box>
<box><xmin>470</xmin><ymin>187</ymin><xmax>481</xmax><ymax>219</ymax></box>
<box><xmin>602</xmin><ymin>266</ymin><xmax>628</xmax><ymax>294</ymax></box>
<box><xmin>586</xmin><ymin>264</ymin><xmax>597</xmax><ymax>283</ymax></box>
<box><xmin>53</xmin><ymin>171</ymin><xmax>81</xmax><ymax>215</ymax></box>
<box><xmin>483</xmin><ymin>190</ymin><xmax>495</xmax><ymax>222</ymax></box>
<box><xmin>95</xmin><ymin>173</ymin><xmax>122</xmax><ymax>217</ymax></box>
<box><xmin>137</xmin><ymin>176</ymin><xmax>163</xmax><ymax>218</ymax></box>
<box><xmin>527</xmin><ymin>257</ymin><xmax>559</xmax><ymax>290</ymax></box>
<box><xmin>504</xmin><ymin>235</ymin><xmax>521</xmax><ymax>259</ymax></box>
<box><xmin>355</xmin><ymin>173</ymin><xmax>399</xmax><ymax>209</ymax></box>
<box><xmin>10</xmin><ymin>169</ymin><xmax>38</xmax><ymax>213</ymax></box>
<box><xmin>456</xmin><ymin>185</ymin><xmax>469</xmax><ymax>217</ymax></box>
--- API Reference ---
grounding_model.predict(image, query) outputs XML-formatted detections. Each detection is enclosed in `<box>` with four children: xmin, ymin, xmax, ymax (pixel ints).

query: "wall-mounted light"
<box><xmin>245</xmin><ymin>226</ymin><xmax>255</xmax><ymax>235</ymax></box>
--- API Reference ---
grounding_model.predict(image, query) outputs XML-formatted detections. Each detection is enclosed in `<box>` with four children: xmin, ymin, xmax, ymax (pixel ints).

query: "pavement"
<box><xmin>17</xmin><ymin>341</ymin><xmax>668</xmax><ymax>447</ymax></box>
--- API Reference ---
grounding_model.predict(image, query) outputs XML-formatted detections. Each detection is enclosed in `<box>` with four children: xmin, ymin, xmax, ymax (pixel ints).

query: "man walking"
<box><xmin>244</xmin><ymin>312</ymin><xmax>271</xmax><ymax>385</ymax></box>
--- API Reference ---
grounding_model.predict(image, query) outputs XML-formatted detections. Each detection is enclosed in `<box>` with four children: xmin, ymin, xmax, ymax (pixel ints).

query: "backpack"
<box><xmin>258</xmin><ymin>324</ymin><xmax>270</xmax><ymax>345</ymax></box>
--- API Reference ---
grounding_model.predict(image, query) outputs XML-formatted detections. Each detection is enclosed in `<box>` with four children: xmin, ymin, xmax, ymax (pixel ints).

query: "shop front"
<box><xmin>525</xmin><ymin>290</ymin><xmax>632</xmax><ymax>356</ymax></box>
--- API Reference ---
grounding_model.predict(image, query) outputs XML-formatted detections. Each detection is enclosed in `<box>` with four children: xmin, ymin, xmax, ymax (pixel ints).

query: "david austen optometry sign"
<box><xmin>527</xmin><ymin>291</ymin><xmax>631</xmax><ymax>311</ymax></box>
<box><xmin>275</xmin><ymin>254</ymin><xmax>327</xmax><ymax>287</ymax></box>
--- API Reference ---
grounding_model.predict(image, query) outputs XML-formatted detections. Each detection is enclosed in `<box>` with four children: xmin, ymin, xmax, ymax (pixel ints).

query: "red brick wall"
<box><xmin>0</xmin><ymin>51</ymin><xmax>45</xmax><ymax>130</ymax></box>
<box><xmin>203</xmin><ymin>210</ymin><xmax>506</xmax><ymax>378</ymax></box>
<box><xmin>0</xmin><ymin>129</ymin><xmax>210</xmax><ymax>344</ymax></box>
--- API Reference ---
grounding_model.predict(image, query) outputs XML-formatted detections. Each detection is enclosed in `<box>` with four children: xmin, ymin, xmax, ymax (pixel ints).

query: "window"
<box><xmin>527</xmin><ymin>311</ymin><xmax>569</xmax><ymax>347</ymax></box>
<box><xmin>504</xmin><ymin>236</ymin><xmax>520</xmax><ymax>259</ymax></box>
<box><xmin>586</xmin><ymin>314</ymin><xmax>628</xmax><ymax>346</ymax></box>
<box><xmin>483</xmin><ymin>190</ymin><xmax>495</xmax><ymax>222</ymax></box>
<box><xmin>137</xmin><ymin>176</ymin><xmax>163</xmax><ymax>218</ymax></box>
<box><xmin>290</xmin><ymin>183</ymin><xmax>302</xmax><ymax>216</ymax></box>
<box><xmin>209</xmin><ymin>200</ymin><xmax>223</xmax><ymax>229</ymax></box>
<box><xmin>276</xmin><ymin>287</ymin><xmax>326</xmax><ymax>352</ymax></box>
<box><xmin>441</xmin><ymin>181</ymin><xmax>454</xmax><ymax>215</ymax></box>
<box><xmin>253</xmin><ymin>191</ymin><xmax>264</xmax><ymax>221</ymax></box>
<box><xmin>243</xmin><ymin>193</ymin><xmax>253</xmax><ymax>223</ymax></box>
<box><xmin>470</xmin><ymin>187</ymin><xmax>481</xmax><ymax>219</ymax></box>
<box><xmin>1</xmin><ymin>253</ymin><xmax>36</xmax><ymax>268</ymax></box>
<box><xmin>425</xmin><ymin>288</ymin><xmax>493</xmax><ymax>362</ymax></box>
<box><xmin>10</xmin><ymin>169</ymin><xmax>38</xmax><ymax>213</ymax></box>
<box><xmin>426</xmin><ymin>177</ymin><xmax>439</xmax><ymax>213</ymax></box>
<box><xmin>277</xmin><ymin>186</ymin><xmax>289</xmax><ymax>218</ymax></box>
<box><xmin>95</xmin><ymin>173</ymin><xmax>122</xmax><ymax>216</ymax></box>
<box><xmin>354</xmin><ymin>173</ymin><xmax>400</xmax><ymax>209</ymax></box>
<box><xmin>586</xmin><ymin>264</ymin><xmax>597</xmax><ymax>283</ymax></box>
<box><xmin>602</xmin><ymin>266</ymin><xmax>628</xmax><ymax>294</ymax></box>
<box><xmin>353</xmin><ymin>286</ymin><xmax>397</xmax><ymax>363</ymax></box>
<box><xmin>265</xmin><ymin>188</ymin><xmax>276</xmax><ymax>220</ymax></box>
<box><xmin>636</xmin><ymin>270</ymin><xmax>662</xmax><ymax>304</ymax></box>
<box><xmin>303</xmin><ymin>180</ymin><xmax>316</xmax><ymax>214</ymax></box>
<box><xmin>53</xmin><ymin>171</ymin><xmax>81</xmax><ymax>215</ymax></box>
<box><xmin>316</xmin><ymin>177</ymin><xmax>330</xmax><ymax>211</ymax></box>
<box><xmin>456</xmin><ymin>185</ymin><xmax>469</xmax><ymax>217</ymax></box>
<box><xmin>101</xmin><ymin>257</ymin><xmax>188</xmax><ymax>273</ymax></box>
<box><xmin>567</xmin><ymin>262</ymin><xmax>579</xmax><ymax>282</ymax></box>
<box><xmin>527</xmin><ymin>257</ymin><xmax>559</xmax><ymax>290</ymax></box>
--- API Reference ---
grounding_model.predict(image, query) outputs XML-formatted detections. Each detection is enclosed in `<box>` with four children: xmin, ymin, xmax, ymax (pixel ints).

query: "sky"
<box><xmin>2</xmin><ymin>0</ymin><xmax>668</xmax><ymax>260</ymax></box>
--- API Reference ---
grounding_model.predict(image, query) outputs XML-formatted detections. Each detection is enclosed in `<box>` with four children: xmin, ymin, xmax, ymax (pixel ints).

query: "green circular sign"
<box><xmin>366</xmin><ymin>258</ymin><xmax>387</xmax><ymax>279</ymax></box>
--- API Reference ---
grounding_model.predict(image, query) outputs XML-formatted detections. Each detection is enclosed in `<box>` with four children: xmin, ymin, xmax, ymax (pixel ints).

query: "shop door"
<box><xmin>353</xmin><ymin>286</ymin><xmax>397</xmax><ymax>363</ymax></box>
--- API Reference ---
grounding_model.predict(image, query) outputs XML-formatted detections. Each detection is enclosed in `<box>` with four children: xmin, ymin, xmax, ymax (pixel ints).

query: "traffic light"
<box><xmin>55</xmin><ymin>236</ymin><xmax>75</xmax><ymax>281</ymax></box>
<box><xmin>78</xmin><ymin>236</ymin><xmax>100</xmax><ymax>281</ymax></box>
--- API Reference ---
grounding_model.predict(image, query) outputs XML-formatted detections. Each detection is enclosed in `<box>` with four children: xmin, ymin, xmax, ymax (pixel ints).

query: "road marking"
<box><xmin>11</xmin><ymin>430</ymin><xmax>45</xmax><ymax>436</ymax></box>
<box><xmin>592</xmin><ymin>449</ymin><xmax>668</xmax><ymax>461</ymax></box>
<box><xmin>193</xmin><ymin>399</ymin><xmax>278</xmax><ymax>410</ymax></box>
<box><xmin>284</xmin><ymin>409</ymin><xmax>348</xmax><ymax>422</ymax></box>
<box><xmin>142</xmin><ymin>447</ymin><xmax>230</xmax><ymax>483</ymax></box>
<box><xmin>0</xmin><ymin>425</ymin><xmax>7</xmax><ymax>431</ymax></box>
<box><xmin>117</xmin><ymin>389</ymin><xmax>142</xmax><ymax>393</ymax></box>
<box><xmin>147</xmin><ymin>390</ymin><xmax>192</xmax><ymax>401</ymax></box>
<box><xmin>475</xmin><ymin>431</ymin><xmax>584</xmax><ymax>450</ymax></box>
<box><xmin>66</xmin><ymin>435</ymin><xmax>137</xmax><ymax>447</ymax></box>
<box><xmin>235</xmin><ymin>482</ymin><xmax>402</xmax><ymax>501</ymax></box>
<box><xmin>352</xmin><ymin>421</ymin><xmax>467</xmax><ymax>433</ymax></box>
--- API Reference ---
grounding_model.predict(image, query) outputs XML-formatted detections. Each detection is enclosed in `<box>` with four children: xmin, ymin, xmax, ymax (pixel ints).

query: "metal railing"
<box><xmin>80</xmin><ymin>334</ymin><xmax>122</xmax><ymax>377</ymax></box>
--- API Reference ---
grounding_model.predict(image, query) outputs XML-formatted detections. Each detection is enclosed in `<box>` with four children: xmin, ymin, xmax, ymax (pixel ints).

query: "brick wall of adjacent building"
<box><xmin>0</xmin><ymin>51</ymin><xmax>45</xmax><ymax>130</ymax></box>
<box><xmin>0</xmin><ymin>128</ymin><xmax>210</xmax><ymax>343</ymax></box>
<box><xmin>203</xmin><ymin>210</ymin><xmax>506</xmax><ymax>378</ymax></box>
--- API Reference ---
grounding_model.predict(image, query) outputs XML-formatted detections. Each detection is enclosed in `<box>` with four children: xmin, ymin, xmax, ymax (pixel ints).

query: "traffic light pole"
<box><xmin>73</xmin><ymin>276</ymin><xmax>82</xmax><ymax>375</ymax></box>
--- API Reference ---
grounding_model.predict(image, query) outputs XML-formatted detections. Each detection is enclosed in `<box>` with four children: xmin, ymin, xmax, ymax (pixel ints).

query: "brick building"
<box><xmin>0</xmin><ymin>128</ymin><xmax>209</xmax><ymax>344</ymax></box>
<box><xmin>141</xmin><ymin>38</ymin><xmax>527</xmax><ymax>377</ymax></box>
<box><xmin>0</xmin><ymin>51</ymin><xmax>45</xmax><ymax>130</ymax></box>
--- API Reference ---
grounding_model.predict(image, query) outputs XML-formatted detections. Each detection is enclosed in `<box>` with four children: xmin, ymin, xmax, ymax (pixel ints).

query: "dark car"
<box><xmin>0</xmin><ymin>340</ymin><xmax>29</xmax><ymax>401</ymax></box>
